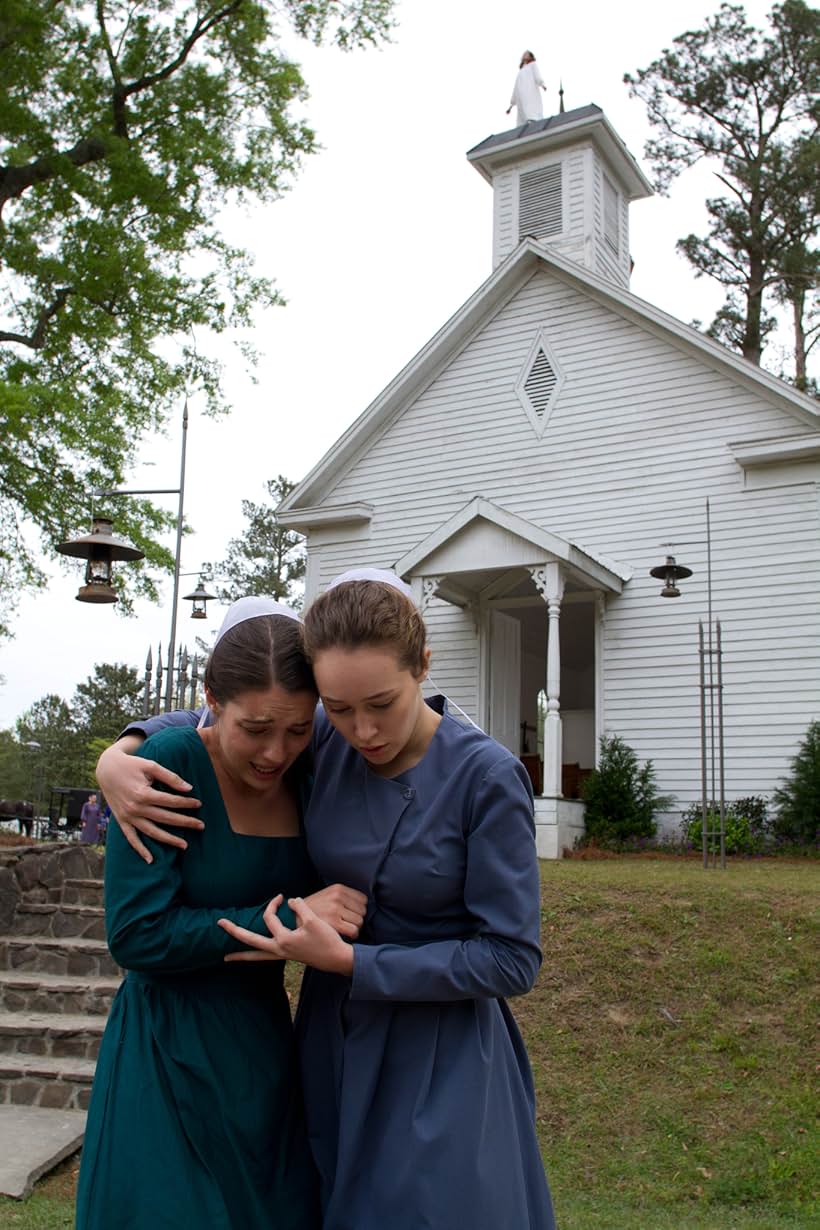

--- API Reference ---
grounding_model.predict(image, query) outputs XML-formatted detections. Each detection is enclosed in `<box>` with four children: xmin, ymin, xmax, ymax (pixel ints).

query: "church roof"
<box><xmin>467</xmin><ymin>103</ymin><xmax>653</xmax><ymax>200</ymax></box>
<box><xmin>277</xmin><ymin>240</ymin><xmax>819</xmax><ymax>527</ymax></box>
<box><xmin>467</xmin><ymin>103</ymin><xmax>605</xmax><ymax>155</ymax></box>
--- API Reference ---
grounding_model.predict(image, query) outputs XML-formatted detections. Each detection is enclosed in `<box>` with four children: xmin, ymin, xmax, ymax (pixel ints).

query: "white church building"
<box><xmin>278</xmin><ymin>105</ymin><xmax>820</xmax><ymax>857</ymax></box>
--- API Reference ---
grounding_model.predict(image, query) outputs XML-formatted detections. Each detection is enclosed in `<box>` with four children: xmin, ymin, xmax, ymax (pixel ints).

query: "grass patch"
<box><xmin>1</xmin><ymin>859</ymin><xmax>816</xmax><ymax>1228</ymax></box>
<box><xmin>527</xmin><ymin>860</ymin><xmax>817</xmax><ymax>1227</ymax></box>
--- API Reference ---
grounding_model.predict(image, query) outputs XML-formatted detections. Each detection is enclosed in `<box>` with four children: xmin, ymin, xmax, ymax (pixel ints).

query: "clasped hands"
<box><xmin>218</xmin><ymin>881</ymin><xmax>364</xmax><ymax>976</ymax></box>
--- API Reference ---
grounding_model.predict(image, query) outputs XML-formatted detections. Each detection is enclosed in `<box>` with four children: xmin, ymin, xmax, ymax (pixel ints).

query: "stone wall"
<box><xmin>0</xmin><ymin>845</ymin><xmax>105</xmax><ymax>933</ymax></box>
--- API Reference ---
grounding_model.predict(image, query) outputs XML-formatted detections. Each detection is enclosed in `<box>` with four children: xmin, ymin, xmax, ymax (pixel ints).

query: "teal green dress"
<box><xmin>76</xmin><ymin>727</ymin><xmax>321</xmax><ymax>1230</ymax></box>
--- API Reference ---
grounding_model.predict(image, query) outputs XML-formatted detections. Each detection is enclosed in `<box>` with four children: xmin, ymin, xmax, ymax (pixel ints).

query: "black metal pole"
<box><xmin>165</xmin><ymin>403</ymin><xmax>188</xmax><ymax>711</ymax></box>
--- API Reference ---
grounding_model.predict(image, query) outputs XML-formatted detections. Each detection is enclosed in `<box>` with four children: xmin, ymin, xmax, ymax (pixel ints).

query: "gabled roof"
<box><xmin>277</xmin><ymin>240</ymin><xmax>820</xmax><ymax>527</ymax></box>
<box><xmin>394</xmin><ymin>497</ymin><xmax>630</xmax><ymax>597</ymax></box>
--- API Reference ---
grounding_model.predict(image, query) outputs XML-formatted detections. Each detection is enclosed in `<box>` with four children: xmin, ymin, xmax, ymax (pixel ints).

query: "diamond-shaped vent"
<box><xmin>514</xmin><ymin>331</ymin><xmax>563</xmax><ymax>439</ymax></box>
<box><xmin>523</xmin><ymin>349</ymin><xmax>557</xmax><ymax>418</ymax></box>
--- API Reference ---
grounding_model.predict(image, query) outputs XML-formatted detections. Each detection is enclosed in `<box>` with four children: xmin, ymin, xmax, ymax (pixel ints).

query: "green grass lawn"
<box><xmin>2</xmin><ymin>858</ymin><xmax>816</xmax><ymax>1229</ymax></box>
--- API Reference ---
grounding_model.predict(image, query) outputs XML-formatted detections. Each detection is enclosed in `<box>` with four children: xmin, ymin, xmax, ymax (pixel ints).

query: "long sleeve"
<box><xmin>120</xmin><ymin>707</ymin><xmax>204</xmax><ymax>740</ymax></box>
<box><xmin>104</xmin><ymin>819</ymin><xmax>284</xmax><ymax>972</ymax></box>
<box><xmin>104</xmin><ymin>731</ymin><xmax>298</xmax><ymax>972</ymax></box>
<box><xmin>350</xmin><ymin>758</ymin><xmax>542</xmax><ymax>1003</ymax></box>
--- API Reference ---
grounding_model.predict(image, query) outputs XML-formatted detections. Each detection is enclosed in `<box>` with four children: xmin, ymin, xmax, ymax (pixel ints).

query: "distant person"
<box><xmin>79</xmin><ymin>793</ymin><xmax>102</xmax><ymax>844</ymax></box>
<box><xmin>507</xmin><ymin>50</ymin><xmax>546</xmax><ymax>124</ymax></box>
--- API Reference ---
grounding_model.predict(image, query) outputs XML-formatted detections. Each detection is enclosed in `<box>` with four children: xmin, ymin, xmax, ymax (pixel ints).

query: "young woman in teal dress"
<box><xmin>77</xmin><ymin>599</ymin><xmax>365</xmax><ymax>1230</ymax></box>
<box><xmin>97</xmin><ymin>574</ymin><xmax>555</xmax><ymax>1230</ymax></box>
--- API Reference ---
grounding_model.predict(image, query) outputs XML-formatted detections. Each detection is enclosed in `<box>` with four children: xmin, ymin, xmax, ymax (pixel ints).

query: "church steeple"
<box><xmin>466</xmin><ymin>104</ymin><xmax>652</xmax><ymax>288</ymax></box>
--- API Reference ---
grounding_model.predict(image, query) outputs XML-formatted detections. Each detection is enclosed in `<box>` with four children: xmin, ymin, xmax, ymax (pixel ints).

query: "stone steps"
<box><xmin>13</xmin><ymin>902</ymin><xmax>106</xmax><ymax>941</ymax></box>
<box><xmin>0</xmin><ymin>969</ymin><xmax>120</xmax><ymax>1016</ymax></box>
<box><xmin>0</xmin><ymin>855</ymin><xmax>119</xmax><ymax>1163</ymax></box>
<box><xmin>62</xmin><ymin>878</ymin><xmax>104</xmax><ymax>908</ymax></box>
<box><xmin>0</xmin><ymin>1011</ymin><xmax>104</xmax><ymax>1061</ymax></box>
<box><xmin>0</xmin><ymin>934</ymin><xmax>120</xmax><ymax>979</ymax></box>
<box><xmin>0</xmin><ymin>1053</ymin><xmax>97</xmax><ymax>1111</ymax></box>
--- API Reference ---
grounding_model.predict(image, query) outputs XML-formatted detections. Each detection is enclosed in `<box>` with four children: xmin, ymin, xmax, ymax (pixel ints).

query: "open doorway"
<box><xmin>488</xmin><ymin>598</ymin><xmax>596</xmax><ymax>796</ymax></box>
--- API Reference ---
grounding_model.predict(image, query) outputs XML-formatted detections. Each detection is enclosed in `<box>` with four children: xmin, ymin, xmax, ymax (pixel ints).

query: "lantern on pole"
<box><xmin>183</xmin><ymin>575</ymin><xmax>217</xmax><ymax>620</ymax></box>
<box><xmin>649</xmin><ymin>554</ymin><xmax>692</xmax><ymax>599</ymax></box>
<box><xmin>57</xmin><ymin>515</ymin><xmax>144</xmax><ymax>603</ymax></box>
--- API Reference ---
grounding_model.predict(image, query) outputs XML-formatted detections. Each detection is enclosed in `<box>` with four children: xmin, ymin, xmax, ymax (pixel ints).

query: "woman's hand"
<box><xmin>303</xmin><ymin>884</ymin><xmax>367</xmax><ymax>939</ymax></box>
<box><xmin>219</xmin><ymin>895</ymin><xmax>355</xmax><ymax>975</ymax></box>
<box><xmin>96</xmin><ymin>737</ymin><xmax>203</xmax><ymax>864</ymax></box>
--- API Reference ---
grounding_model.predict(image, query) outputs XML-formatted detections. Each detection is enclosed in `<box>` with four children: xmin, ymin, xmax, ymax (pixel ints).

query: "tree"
<box><xmin>580</xmin><ymin>734</ymin><xmax>675</xmax><ymax>847</ymax></box>
<box><xmin>73</xmin><ymin>661</ymin><xmax>144</xmax><ymax>747</ymax></box>
<box><xmin>625</xmin><ymin>1</ymin><xmax>819</xmax><ymax>373</ymax></box>
<box><xmin>0</xmin><ymin>0</ymin><xmax>394</xmax><ymax>636</ymax></box>
<box><xmin>208</xmin><ymin>475</ymin><xmax>306</xmax><ymax>606</ymax></box>
<box><xmin>772</xmin><ymin>719</ymin><xmax>820</xmax><ymax>845</ymax></box>
<box><xmin>0</xmin><ymin>729</ymin><xmax>28</xmax><ymax>802</ymax></box>
<box><xmin>769</xmin><ymin>135</ymin><xmax>820</xmax><ymax>393</ymax></box>
<box><xmin>16</xmin><ymin>694</ymin><xmax>86</xmax><ymax>793</ymax></box>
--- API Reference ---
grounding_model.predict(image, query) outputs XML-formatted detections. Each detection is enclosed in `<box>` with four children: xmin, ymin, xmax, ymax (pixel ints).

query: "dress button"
<box><xmin>402</xmin><ymin>787</ymin><xmax>414</xmax><ymax>800</ymax></box>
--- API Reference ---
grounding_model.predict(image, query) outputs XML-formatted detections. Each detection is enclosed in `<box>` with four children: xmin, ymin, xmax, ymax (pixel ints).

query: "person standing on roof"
<box><xmin>507</xmin><ymin>50</ymin><xmax>547</xmax><ymax>124</ymax></box>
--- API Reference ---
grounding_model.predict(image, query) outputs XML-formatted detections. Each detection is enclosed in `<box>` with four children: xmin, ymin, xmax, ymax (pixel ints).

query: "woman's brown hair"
<box><xmin>205</xmin><ymin>615</ymin><xmax>316</xmax><ymax>704</ymax></box>
<box><xmin>304</xmin><ymin>582</ymin><xmax>428</xmax><ymax>675</ymax></box>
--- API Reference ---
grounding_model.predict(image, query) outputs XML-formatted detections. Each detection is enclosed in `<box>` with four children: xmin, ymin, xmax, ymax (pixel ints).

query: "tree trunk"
<box><xmin>792</xmin><ymin>288</ymin><xmax>808</xmax><ymax>392</ymax></box>
<box><xmin>742</xmin><ymin>254</ymin><xmax>764</xmax><ymax>366</ymax></box>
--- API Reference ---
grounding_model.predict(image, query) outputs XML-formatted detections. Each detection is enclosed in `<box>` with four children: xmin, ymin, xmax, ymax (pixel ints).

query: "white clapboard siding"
<box><xmin>306</xmin><ymin>264</ymin><xmax>818</xmax><ymax>807</ymax></box>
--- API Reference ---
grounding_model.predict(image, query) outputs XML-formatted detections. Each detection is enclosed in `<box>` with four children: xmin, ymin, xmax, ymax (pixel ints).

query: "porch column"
<box><xmin>529</xmin><ymin>562</ymin><xmax>565</xmax><ymax>796</ymax></box>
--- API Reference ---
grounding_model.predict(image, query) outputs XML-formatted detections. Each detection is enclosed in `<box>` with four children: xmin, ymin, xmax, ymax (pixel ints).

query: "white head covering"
<box><xmin>213</xmin><ymin>596</ymin><xmax>301</xmax><ymax>647</ymax></box>
<box><xmin>327</xmin><ymin>567</ymin><xmax>414</xmax><ymax>602</ymax></box>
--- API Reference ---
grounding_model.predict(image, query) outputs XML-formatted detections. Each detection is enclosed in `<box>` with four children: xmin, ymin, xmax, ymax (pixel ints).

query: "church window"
<box><xmin>518</xmin><ymin>163</ymin><xmax>562</xmax><ymax>241</ymax></box>
<box><xmin>524</xmin><ymin>349</ymin><xmax>558</xmax><ymax>418</ymax></box>
<box><xmin>515</xmin><ymin>330</ymin><xmax>563</xmax><ymax>439</ymax></box>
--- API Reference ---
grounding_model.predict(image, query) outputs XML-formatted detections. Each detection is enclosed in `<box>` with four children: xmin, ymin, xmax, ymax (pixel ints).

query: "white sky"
<box><xmin>0</xmin><ymin>0</ymin><xmax>793</xmax><ymax>728</ymax></box>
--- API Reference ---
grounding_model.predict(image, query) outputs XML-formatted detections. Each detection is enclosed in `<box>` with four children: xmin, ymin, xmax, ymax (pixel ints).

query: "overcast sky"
<box><xmin>0</xmin><ymin>0</ymin><xmax>790</xmax><ymax>728</ymax></box>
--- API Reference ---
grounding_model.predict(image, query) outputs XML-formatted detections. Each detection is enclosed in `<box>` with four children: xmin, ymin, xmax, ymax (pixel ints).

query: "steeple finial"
<box><xmin>559</xmin><ymin>81</ymin><xmax>565</xmax><ymax>113</ymax></box>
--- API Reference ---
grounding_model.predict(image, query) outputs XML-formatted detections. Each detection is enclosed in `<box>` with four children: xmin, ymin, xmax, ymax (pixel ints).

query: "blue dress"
<box><xmin>77</xmin><ymin>727</ymin><xmax>321</xmax><ymax>1230</ymax></box>
<box><xmin>300</xmin><ymin>699</ymin><xmax>555</xmax><ymax>1230</ymax></box>
<box><xmin>125</xmin><ymin>703</ymin><xmax>555</xmax><ymax>1230</ymax></box>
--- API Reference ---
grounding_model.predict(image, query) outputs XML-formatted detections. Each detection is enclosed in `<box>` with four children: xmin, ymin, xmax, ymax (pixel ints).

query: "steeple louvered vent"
<box><xmin>523</xmin><ymin>350</ymin><xmax>557</xmax><ymax>417</ymax></box>
<box><xmin>518</xmin><ymin>164</ymin><xmax>562</xmax><ymax>240</ymax></box>
<box><xmin>515</xmin><ymin>331</ymin><xmax>563</xmax><ymax>439</ymax></box>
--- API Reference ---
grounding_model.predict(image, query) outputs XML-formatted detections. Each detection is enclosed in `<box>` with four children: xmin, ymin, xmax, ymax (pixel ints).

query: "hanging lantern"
<box><xmin>649</xmin><ymin>555</ymin><xmax>693</xmax><ymax>599</ymax></box>
<box><xmin>57</xmin><ymin>516</ymin><xmax>144</xmax><ymax>603</ymax></box>
<box><xmin>183</xmin><ymin>574</ymin><xmax>217</xmax><ymax>619</ymax></box>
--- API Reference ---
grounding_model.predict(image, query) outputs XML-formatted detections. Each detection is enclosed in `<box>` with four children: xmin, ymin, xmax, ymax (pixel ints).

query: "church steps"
<box><xmin>0</xmin><ymin>1053</ymin><xmax>97</xmax><ymax>1111</ymax></box>
<box><xmin>0</xmin><ymin>969</ymin><xmax>120</xmax><ymax>1016</ymax></box>
<box><xmin>0</xmin><ymin>934</ymin><xmax>120</xmax><ymax>979</ymax></box>
<box><xmin>0</xmin><ymin>1011</ymin><xmax>105</xmax><ymax>1061</ymax></box>
<box><xmin>13</xmin><ymin>902</ymin><xmax>106</xmax><ymax>942</ymax></box>
<box><xmin>61</xmin><ymin>878</ymin><xmax>104</xmax><ymax>908</ymax></box>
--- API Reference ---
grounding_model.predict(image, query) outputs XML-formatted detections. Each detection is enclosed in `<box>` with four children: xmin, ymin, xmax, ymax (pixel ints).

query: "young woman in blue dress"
<box><xmin>79</xmin><ymin>599</ymin><xmax>365</xmax><ymax>1230</ymax></box>
<box><xmin>98</xmin><ymin>573</ymin><xmax>556</xmax><ymax>1230</ymax></box>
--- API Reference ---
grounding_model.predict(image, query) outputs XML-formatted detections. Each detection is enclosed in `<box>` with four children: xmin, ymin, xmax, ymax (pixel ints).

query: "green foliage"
<box><xmin>0</xmin><ymin>0</ymin><xmax>394</xmax><ymax>636</ymax></box>
<box><xmin>580</xmin><ymin>733</ymin><xmax>675</xmax><ymax>846</ymax></box>
<box><xmin>206</xmin><ymin>475</ymin><xmax>306</xmax><ymax>607</ymax></box>
<box><xmin>16</xmin><ymin>694</ymin><xmax>85</xmax><ymax>799</ymax></box>
<box><xmin>73</xmin><ymin>661</ymin><xmax>143</xmax><ymax>746</ymax></box>
<box><xmin>14</xmin><ymin>659</ymin><xmax>145</xmax><ymax>798</ymax></box>
<box><xmin>625</xmin><ymin>1</ymin><xmax>819</xmax><ymax>376</ymax></box>
<box><xmin>772</xmin><ymin>719</ymin><xmax>820</xmax><ymax>845</ymax></box>
<box><xmin>681</xmin><ymin>796</ymin><xmax>770</xmax><ymax>855</ymax></box>
<box><xmin>0</xmin><ymin>728</ymin><xmax>28</xmax><ymax>801</ymax></box>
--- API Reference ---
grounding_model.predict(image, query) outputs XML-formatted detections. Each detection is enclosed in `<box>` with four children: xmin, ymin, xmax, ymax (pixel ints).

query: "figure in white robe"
<box><xmin>507</xmin><ymin>51</ymin><xmax>546</xmax><ymax>124</ymax></box>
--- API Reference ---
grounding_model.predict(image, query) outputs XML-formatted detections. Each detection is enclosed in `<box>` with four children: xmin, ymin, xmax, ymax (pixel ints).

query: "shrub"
<box><xmin>772</xmin><ymin>720</ymin><xmax>820</xmax><ymax>846</ymax></box>
<box><xmin>580</xmin><ymin>734</ymin><xmax>675</xmax><ymax>848</ymax></box>
<box><xmin>681</xmin><ymin>797</ymin><xmax>769</xmax><ymax>855</ymax></box>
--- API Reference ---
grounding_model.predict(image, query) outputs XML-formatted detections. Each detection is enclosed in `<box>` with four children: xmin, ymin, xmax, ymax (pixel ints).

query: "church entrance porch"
<box><xmin>395</xmin><ymin>498</ymin><xmax>631</xmax><ymax>858</ymax></box>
